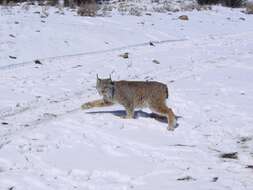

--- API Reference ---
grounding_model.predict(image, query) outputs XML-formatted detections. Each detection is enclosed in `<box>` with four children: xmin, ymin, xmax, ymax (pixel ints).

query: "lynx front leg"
<box><xmin>81</xmin><ymin>99</ymin><xmax>114</xmax><ymax>110</ymax></box>
<box><xmin>122</xmin><ymin>103</ymin><xmax>134</xmax><ymax>119</ymax></box>
<box><xmin>126</xmin><ymin>107</ymin><xmax>134</xmax><ymax>119</ymax></box>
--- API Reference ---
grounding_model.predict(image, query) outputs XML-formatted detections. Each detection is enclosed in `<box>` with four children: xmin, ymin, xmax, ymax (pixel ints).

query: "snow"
<box><xmin>0</xmin><ymin>4</ymin><xmax>253</xmax><ymax>190</ymax></box>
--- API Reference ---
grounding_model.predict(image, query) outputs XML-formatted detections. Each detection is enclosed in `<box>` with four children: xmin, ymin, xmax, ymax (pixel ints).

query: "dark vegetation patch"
<box><xmin>197</xmin><ymin>0</ymin><xmax>246</xmax><ymax>8</ymax></box>
<box><xmin>220</xmin><ymin>152</ymin><xmax>238</xmax><ymax>159</ymax></box>
<box><xmin>177</xmin><ymin>176</ymin><xmax>196</xmax><ymax>181</ymax></box>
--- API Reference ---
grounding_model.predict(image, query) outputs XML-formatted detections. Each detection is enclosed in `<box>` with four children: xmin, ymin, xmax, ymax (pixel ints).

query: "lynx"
<box><xmin>81</xmin><ymin>75</ymin><xmax>177</xmax><ymax>131</ymax></box>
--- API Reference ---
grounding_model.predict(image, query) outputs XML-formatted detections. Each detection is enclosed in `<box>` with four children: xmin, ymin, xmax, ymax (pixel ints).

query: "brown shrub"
<box><xmin>77</xmin><ymin>0</ymin><xmax>97</xmax><ymax>16</ymax></box>
<box><xmin>246</xmin><ymin>2</ymin><xmax>253</xmax><ymax>14</ymax></box>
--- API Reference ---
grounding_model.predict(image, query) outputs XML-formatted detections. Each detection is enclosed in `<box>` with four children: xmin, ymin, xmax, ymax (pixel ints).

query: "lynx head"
<box><xmin>96</xmin><ymin>74</ymin><xmax>114</xmax><ymax>101</ymax></box>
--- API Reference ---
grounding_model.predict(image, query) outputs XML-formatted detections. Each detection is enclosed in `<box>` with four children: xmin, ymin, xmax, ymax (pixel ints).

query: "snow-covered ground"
<box><xmin>0</xmin><ymin>5</ymin><xmax>253</xmax><ymax>190</ymax></box>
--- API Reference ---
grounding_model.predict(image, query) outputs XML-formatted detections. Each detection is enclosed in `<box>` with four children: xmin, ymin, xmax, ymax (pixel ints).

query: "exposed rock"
<box><xmin>212</xmin><ymin>177</ymin><xmax>219</xmax><ymax>182</ymax></box>
<box><xmin>34</xmin><ymin>59</ymin><xmax>42</xmax><ymax>65</ymax></box>
<box><xmin>152</xmin><ymin>59</ymin><xmax>160</xmax><ymax>64</ymax></box>
<box><xmin>119</xmin><ymin>52</ymin><xmax>129</xmax><ymax>59</ymax></box>
<box><xmin>178</xmin><ymin>15</ymin><xmax>189</xmax><ymax>21</ymax></box>
<box><xmin>9</xmin><ymin>56</ymin><xmax>17</xmax><ymax>59</ymax></box>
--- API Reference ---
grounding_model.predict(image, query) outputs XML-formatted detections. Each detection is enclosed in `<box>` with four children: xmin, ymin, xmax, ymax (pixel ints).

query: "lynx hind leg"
<box><xmin>149</xmin><ymin>101</ymin><xmax>176</xmax><ymax>131</ymax></box>
<box><xmin>167</xmin><ymin>108</ymin><xmax>177</xmax><ymax>131</ymax></box>
<box><xmin>81</xmin><ymin>99</ymin><xmax>114</xmax><ymax>110</ymax></box>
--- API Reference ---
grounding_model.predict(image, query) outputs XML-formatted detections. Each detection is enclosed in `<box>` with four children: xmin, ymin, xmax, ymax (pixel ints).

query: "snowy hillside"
<box><xmin>0</xmin><ymin>4</ymin><xmax>253</xmax><ymax>190</ymax></box>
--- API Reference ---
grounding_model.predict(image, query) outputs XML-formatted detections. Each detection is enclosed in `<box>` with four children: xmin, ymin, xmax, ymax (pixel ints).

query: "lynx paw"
<box><xmin>120</xmin><ymin>115</ymin><xmax>134</xmax><ymax>119</ymax></box>
<box><xmin>167</xmin><ymin>126</ymin><xmax>175</xmax><ymax>131</ymax></box>
<box><xmin>81</xmin><ymin>103</ymin><xmax>92</xmax><ymax>110</ymax></box>
<box><xmin>167</xmin><ymin>118</ymin><xmax>178</xmax><ymax>131</ymax></box>
<box><xmin>167</xmin><ymin>118</ymin><xmax>177</xmax><ymax>131</ymax></box>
